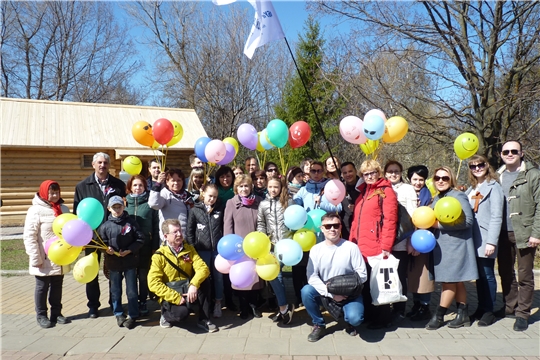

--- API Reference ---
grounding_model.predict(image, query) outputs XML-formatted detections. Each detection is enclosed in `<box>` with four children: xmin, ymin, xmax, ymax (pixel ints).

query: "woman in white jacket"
<box><xmin>23</xmin><ymin>180</ymin><xmax>70</xmax><ymax>329</ymax></box>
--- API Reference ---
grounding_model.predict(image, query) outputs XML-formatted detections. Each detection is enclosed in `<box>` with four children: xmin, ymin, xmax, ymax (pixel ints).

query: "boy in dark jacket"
<box><xmin>98</xmin><ymin>196</ymin><xmax>145</xmax><ymax>329</ymax></box>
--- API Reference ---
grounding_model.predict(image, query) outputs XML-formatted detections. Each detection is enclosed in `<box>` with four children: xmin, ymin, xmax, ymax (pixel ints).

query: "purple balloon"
<box><xmin>237</xmin><ymin>124</ymin><xmax>258</xmax><ymax>151</ymax></box>
<box><xmin>217</xmin><ymin>143</ymin><xmax>236</xmax><ymax>165</ymax></box>
<box><xmin>229</xmin><ymin>258</ymin><xmax>257</xmax><ymax>288</ymax></box>
<box><xmin>62</xmin><ymin>219</ymin><xmax>93</xmax><ymax>247</ymax></box>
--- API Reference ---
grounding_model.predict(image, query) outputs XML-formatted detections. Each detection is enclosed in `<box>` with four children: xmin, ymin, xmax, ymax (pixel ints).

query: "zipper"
<box><xmin>207</xmin><ymin>208</ymin><xmax>215</xmax><ymax>250</ymax></box>
<box><xmin>354</xmin><ymin>185</ymin><xmax>368</xmax><ymax>241</ymax></box>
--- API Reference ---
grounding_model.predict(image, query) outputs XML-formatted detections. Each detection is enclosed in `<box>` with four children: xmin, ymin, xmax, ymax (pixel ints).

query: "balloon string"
<box><xmin>92</xmin><ymin>230</ymin><xmax>107</xmax><ymax>248</ymax></box>
<box><xmin>278</xmin><ymin>147</ymin><xmax>285</xmax><ymax>175</ymax></box>
<box><xmin>456</xmin><ymin>159</ymin><xmax>463</xmax><ymax>181</ymax></box>
<box><xmin>373</xmin><ymin>141</ymin><xmax>383</xmax><ymax>161</ymax></box>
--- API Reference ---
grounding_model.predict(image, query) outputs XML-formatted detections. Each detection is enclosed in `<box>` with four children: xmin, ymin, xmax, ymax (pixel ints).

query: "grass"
<box><xmin>0</xmin><ymin>239</ymin><xmax>28</xmax><ymax>270</ymax></box>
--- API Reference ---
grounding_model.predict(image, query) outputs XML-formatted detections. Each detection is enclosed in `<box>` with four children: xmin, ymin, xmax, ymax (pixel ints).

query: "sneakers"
<box><xmin>307</xmin><ymin>324</ymin><xmax>326</xmax><ymax>342</ymax></box>
<box><xmin>513</xmin><ymin>317</ymin><xmax>528</xmax><ymax>332</ymax></box>
<box><xmin>37</xmin><ymin>316</ymin><xmax>52</xmax><ymax>329</ymax></box>
<box><xmin>116</xmin><ymin>314</ymin><xmax>127</xmax><ymax>327</ymax></box>
<box><xmin>51</xmin><ymin>314</ymin><xmax>71</xmax><ymax>324</ymax></box>
<box><xmin>197</xmin><ymin>319</ymin><xmax>219</xmax><ymax>333</ymax></box>
<box><xmin>346</xmin><ymin>324</ymin><xmax>358</xmax><ymax>337</ymax></box>
<box><xmin>139</xmin><ymin>302</ymin><xmax>149</xmax><ymax>316</ymax></box>
<box><xmin>123</xmin><ymin>316</ymin><xmax>136</xmax><ymax>330</ymax></box>
<box><xmin>213</xmin><ymin>304</ymin><xmax>222</xmax><ymax>318</ymax></box>
<box><xmin>281</xmin><ymin>304</ymin><xmax>295</xmax><ymax>325</ymax></box>
<box><xmin>160</xmin><ymin>315</ymin><xmax>172</xmax><ymax>328</ymax></box>
<box><xmin>271</xmin><ymin>313</ymin><xmax>283</xmax><ymax>323</ymax></box>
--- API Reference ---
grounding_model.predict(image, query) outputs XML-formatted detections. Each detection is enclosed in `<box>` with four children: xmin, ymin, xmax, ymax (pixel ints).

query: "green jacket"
<box><xmin>498</xmin><ymin>161</ymin><xmax>540</xmax><ymax>248</ymax></box>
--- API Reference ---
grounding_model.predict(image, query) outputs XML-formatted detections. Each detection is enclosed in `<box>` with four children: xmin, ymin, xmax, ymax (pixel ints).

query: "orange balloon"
<box><xmin>132</xmin><ymin>121</ymin><xmax>155</xmax><ymax>147</ymax></box>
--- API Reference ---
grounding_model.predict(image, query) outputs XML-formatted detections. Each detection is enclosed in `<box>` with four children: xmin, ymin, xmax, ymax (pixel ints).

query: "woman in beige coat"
<box><xmin>23</xmin><ymin>180</ymin><xmax>70</xmax><ymax>329</ymax></box>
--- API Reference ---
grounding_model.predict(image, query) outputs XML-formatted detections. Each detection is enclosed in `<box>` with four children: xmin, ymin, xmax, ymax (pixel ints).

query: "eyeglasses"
<box><xmin>267</xmin><ymin>168</ymin><xmax>277</xmax><ymax>172</ymax></box>
<box><xmin>310</xmin><ymin>169</ymin><xmax>323</xmax><ymax>174</ymax></box>
<box><xmin>386</xmin><ymin>170</ymin><xmax>401</xmax><ymax>175</ymax></box>
<box><xmin>434</xmin><ymin>176</ymin><xmax>450</xmax><ymax>182</ymax></box>
<box><xmin>363</xmin><ymin>171</ymin><xmax>378</xmax><ymax>178</ymax></box>
<box><xmin>167</xmin><ymin>230</ymin><xmax>182</xmax><ymax>235</ymax></box>
<box><xmin>502</xmin><ymin>149</ymin><xmax>520</xmax><ymax>156</ymax></box>
<box><xmin>322</xmin><ymin>223</ymin><xmax>341</xmax><ymax>230</ymax></box>
<box><xmin>468</xmin><ymin>163</ymin><xmax>486</xmax><ymax>171</ymax></box>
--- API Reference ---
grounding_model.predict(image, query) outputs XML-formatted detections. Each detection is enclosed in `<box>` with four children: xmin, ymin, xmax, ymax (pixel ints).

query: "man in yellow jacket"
<box><xmin>148</xmin><ymin>219</ymin><xmax>218</xmax><ymax>332</ymax></box>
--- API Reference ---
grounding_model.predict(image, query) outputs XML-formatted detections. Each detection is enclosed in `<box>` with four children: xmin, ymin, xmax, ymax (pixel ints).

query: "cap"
<box><xmin>108</xmin><ymin>196</ymin><xmax>124</xmax><ymax>207</ymax></box>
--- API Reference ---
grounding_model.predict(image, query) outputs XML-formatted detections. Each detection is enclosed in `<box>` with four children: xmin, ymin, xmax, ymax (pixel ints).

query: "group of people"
<box><xmin>23</xmin><ymin>140</ymin><xmax>539</xmax><ymax>342</ymax></box>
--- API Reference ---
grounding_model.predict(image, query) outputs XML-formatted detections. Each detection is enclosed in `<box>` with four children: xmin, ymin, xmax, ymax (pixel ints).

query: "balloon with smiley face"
<box><xmin>73</xmin><ymin>252</ymin><xmax>99</xmax><ymax>284</ymax></box>
<box><xmin>454</xmin><ymin>132</ymin><xmax>479</xmax><ymax>160</ymax></box>
<box><xmin>340</xmin><ymin>116</ymin><xmax>367</xmax><ymax>145</ymax></box>
<box><xmin>166</xmin><ymin>120</ymin><xmax>184</xmax><ymax>147</ymax></box>
<box><xmin>324</xmin><ymin>179</ymin><xmax>346</xmax><ymax>206</ymax></box>
<box><xmin>47</xmin><ymin>238</ymin><xmax>83</xmax><ymax>266</ymax></box>
<box><xmin>123</xmin><ymin>155</ymin><xmax>143</xmax><ymax>176</ymax></box>
<box><xmin>52</xmin><ymin>213</ymin><xmax>77</xmax><ymax>238</ymax></box>
<box><xmin>132</xmin><ymin>121</ymin><xmax>155</xmax><ymax>147</ymax></box>
<box><xmin>205</xmin><ymin>139</ymin><xmax>227</xmax><ymax>163</ymax></box>
<box><xmin>363</xmin><ymin>112</ymin><xmax>386</xmax><ymax>140</ymax></box>
<box><xmin>289</xmin><ymin>121</ymin><xmax>311</xmax><ymax>148</ymax></box>
<box><xmin>382</xmin><ymin>116</ymin><xmax>409</xmax><ymax>143</ymax></box>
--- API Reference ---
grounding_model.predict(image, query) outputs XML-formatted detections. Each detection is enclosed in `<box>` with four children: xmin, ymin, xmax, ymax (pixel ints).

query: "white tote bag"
<box><xmin>367</xmin><ymin>254</ymin><xmax>408</xmax><ymax>305</ymax></box>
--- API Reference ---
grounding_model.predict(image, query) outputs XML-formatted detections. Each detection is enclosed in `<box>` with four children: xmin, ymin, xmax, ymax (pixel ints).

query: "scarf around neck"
<box><xmin>240</xmin><ymin>194</ymin><xmax>256</xmax><ymax>206</ymax></box>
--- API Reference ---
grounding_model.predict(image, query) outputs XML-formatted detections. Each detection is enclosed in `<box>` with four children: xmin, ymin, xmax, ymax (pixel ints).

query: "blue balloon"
<box><xmin>194</xmin><ymin>137</ymin><xmax>211</xmax><ymax>163</ymax></box>
<box><xmin>274</xmin><ymin>239</ymin><xmax>303</xmax><ymax>266</ymax></box>
<box><xmin>284</xmin><ymin>205</ymin><xmax>307</xmax><ymax>230</ymax></box>
<box><xmin>259</xmin><ymin>129</ymin><xmax>275</xmax><ymax>150</ymax></box>
<box><xmin>363</xmin><ymin>113</ymin><xmax>386</xmax><ymax>140</ymax></box>
<box><xmin>217</xmin><ymin>234</ymin><xmax>245</xmax><ymax>261</ymax></box>
<box><xmin>411</xmin><ymin>230</ymin><xmax>437</xmax><ymax>253</ymax></box>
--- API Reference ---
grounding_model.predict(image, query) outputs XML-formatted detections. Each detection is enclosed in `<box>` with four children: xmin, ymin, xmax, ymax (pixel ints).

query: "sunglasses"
<box><xmin>364</xmin><ymin>129</ymin><xmax>376</xmax><ymax>135</ymax></box>
<box><xmin>322</xmin><ymin>223</ymin><xmax>341</xmax><ymax>230</ymax></box>
<box><xmin>310</xmin><ymin>169</ymin><xmax>323</xmax><ymax>174</ymax></box>
<box><xmin>386</xmin><ymin>170</ymin><xmax>401</xmax><ymax>175</ymax></box>
<box><xmin>363</xmin><ymin>171</ymin><xmax>378</xmax><ymax>178</ymax></box>
<box><xmin>434</xmin><ymin>176</ymin><xmax>450</xmax><ymax>182</ymax></box>
<box><xmin>502</xmin><ymin>149</ymin><xmax>519</xmax><ymax>156</ymax></box>
<box><xmin>469</xmin><ymin>163</ymin><xmax>486</xmax><ymax>171</ymax></box>
<box><xmin>267</xmin><ymin>168</ymin><xmax>277</xmax><ymax>172</ymax></box>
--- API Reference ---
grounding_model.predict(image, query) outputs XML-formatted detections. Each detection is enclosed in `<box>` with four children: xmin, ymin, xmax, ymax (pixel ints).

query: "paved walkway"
<box><xmin>0</xmin><ymin>226</ymin><xmax>24</xmax><ymax>240</ymax></box>
<box><xmin>1</xmin><ymin>272</ymin><xmax>539</xmax><ymax>359</ymax></box>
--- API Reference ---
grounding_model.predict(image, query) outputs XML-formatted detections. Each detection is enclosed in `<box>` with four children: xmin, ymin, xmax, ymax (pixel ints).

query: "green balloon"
<box><xmin>266</xmin><ymin>119</ymin><xmax>289</xmax><ymax>148</ymax></box>
<box><xmin>307</xmin><ymin>209</ymin><xmax>326</xmax><ymax>232</ymax></box>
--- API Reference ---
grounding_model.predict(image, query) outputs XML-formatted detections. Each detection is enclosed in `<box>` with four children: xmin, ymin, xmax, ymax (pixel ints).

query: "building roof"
<box><xmin>0</xmin><ymin>97</ymin><xmax>207</xmax><ymax>150</ymax></box>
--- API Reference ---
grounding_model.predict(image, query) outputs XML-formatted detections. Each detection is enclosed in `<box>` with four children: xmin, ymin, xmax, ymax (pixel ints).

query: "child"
<box><xmin>256</xmin><ymin>177</ymin><xmax>295</xmax><ymax>324</ymax></box>
<box><xmin>186</xmin><ymin>184</ymin><xmax>225</xmax><ymax>318</ymax></box>
<box><xmin>98</xmin><ymin>195</ymin><xmax>145</xmax><ymax>329</ymax></box>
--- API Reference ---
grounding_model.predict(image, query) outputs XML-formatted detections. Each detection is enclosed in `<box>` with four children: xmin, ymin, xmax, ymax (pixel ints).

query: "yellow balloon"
<box><xmin>255</xmin><ymin>253</ymin><xmax>280</xmax><ymax>281</ymax></box>
<box><xmin>243</xmin><ymin>231</ymin><xmax>271</xmax><ymax>259</ymax></box>
<box><xmin>123</xmin><ymin>156</ymin><xmax>143</xmax><ymax>175</ymax></box>
<box><xmin>223</xmin><ymin>137</ymin><xmax>239</xmax><ymax>155</ymax></box>
<box><xmin>434</xmin><ymin>197</ymin><xmax>462</xmax><ymax>223</ymax></box>
<box><xmin>412</xmin><ymin>206</ymin><xmax>436</xmax><ymax>229</ymax></box>
<box><xmin>47</xmin><ymin>239</ymin><xmax>83</xmax><ymax>266</ymax></box>
<box><xmin>151</xmin><ymin>140</ymin><xmax>160</xmax><ymax>149</ymax></box>
<box><xmin>72</xmin><ymin>252</ymin><xmax>99</xmax><ymax>284</ymax></box>
<box><xmin>382</xmin><ymin>116</ymin><xmax>408</xmax><ymax>143</ymax></box>
<box><xmin>52</xmin><ymin>213</ymin><xmax>77</xmax><ymax>238</ymax></box>
<box><xmin>256</xmin><ymin>132</ymin><xmax>265</xmax><ymax>152</ymax></box>
<box><xmin>293</xmin><ymin>228</ymin><xmax>317</xmax><ymax>251</ymax></box>
<box><xmin>454</xmin><ymin>132</ymin><xmax>479</xmax><ymax>160</ymax></box>
<box><xmin>360</xmin><ymin>139</ymin><xmax>379</xmax><ymax>155</ymax></box>
<box><xmin>166</xmin><ymin>120</ymin><xmax>184</xmax><ymax>147</ymax></box>
<box><xmin>425</xmin><ymin>178</ymin><xmax>437</xmax><ymax>197</ymax></box>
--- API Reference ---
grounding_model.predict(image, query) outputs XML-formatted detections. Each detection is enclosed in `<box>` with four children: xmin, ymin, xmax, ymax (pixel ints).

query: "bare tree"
<box><xmin>1</xmin><ymin>1</ymin><xmax>140</xmax><ymax>103</ymax></box>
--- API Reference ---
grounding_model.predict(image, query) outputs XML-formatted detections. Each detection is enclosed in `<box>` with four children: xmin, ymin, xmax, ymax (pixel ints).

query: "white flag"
<box><xmin>243</xmin><ymin>0</ymin><xmax>285</xmax><ymax>59</ymax></box>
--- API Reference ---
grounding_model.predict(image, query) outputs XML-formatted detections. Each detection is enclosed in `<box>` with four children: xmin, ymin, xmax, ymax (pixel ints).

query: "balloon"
<box><xmin>44</xmin><ymin>236</ymin><xmax>58</xmax><ymax>255</ymax></box>
<box><xmin>237</xmin><ymin>124</ymin><xmax>258</xmax><ymax>151</ymax></box>
<box><xmin>307</xmin><ymin>209</ymin><xmax>326</xmax><ymax>232</ymax></box>
<box><xmin>151</xmin><ymin>140</ymin><xmax>160</xmax><ymax>149</ymax></box>
<box><xmin>303</xmin><ymin>216</ymin><xmax>316</xmax><ymax>232</ymax></box>
<box><xmin>256</xmin><ymin>253</ymin><xmax>280</xmax><ymax>281</ymax></box>
<box><xmin>47</xmin><ymin>239</ymin><xmax>83</xmax><ymax>266</ymax></box>
<box><xmin>123</xmin><ymin>156</ymin><xmax>142</xmax><ymax>176</ymax></box>
<box><xmin>217</xmin><ymin>234</ymin><xmax>245</xmax><ymax>261</ymax></box>
<box><xmin>217</xmin><ymin>143</ymin><xmax>236</xmax><ymax>165</ymax></box>
<box><xmin>259</xmin><ymin>129</ymin><xmax>275</xmax><ymax>150</ymax></box>
<box><xmin>412</xmin><ymin>206</ymin><xmax>437</xmax><ymax>229</ymax></box>
<box><xmin>53</xmin><ymin>213</ymin><xmax>77</xmax><ymax>238</ymax></box>
<box><xmin>382</xmin><ymin>116</ymin><xmax>408</xmax><ymax>143</ymax></box>
<box><xmin>360</xmin><ymin>139</ymin><xmax>379</xmax><ymax>155</ymax></box>
<box><xmin>229</xmin><ymin>257</ymin><xmax>257</xmax><ymax>288</ymax></box>
<box><xmin>132</xmin><ymin>121</ymin><xmax>154</xmax><ymax>147</ymax></box>
<box><xmin>256</xmin><ymin>132</ymin><xmax>265</xmax><ymax>152</ymax></box>
<box><xmin>363</xmin><ymin>112</ymin><xmax>386</xmax><ymax>140</ymax></box>
<box><xmin>266</xmin><ymin>119</ymin><xmax>289</xmax><ymax>148</ymax></box>
<box><xmin>454</xmin><ymin>132</ymin><xmax>479</xmax><ymax>160</ymax></box>
<box><xmin>72</xmin><ymin>252</ymin><xmax>99</xmax><ymax>284</ymax></box>
<box><xmin>223</xmin><ymin>137</ymin><xmax>239</xmax><ymax>155</ymax></box>
<box><xmin>205</xmin><ymin>139</ymin><xmax>227</xmax><ymax>163</ymax></box>
<box><xmin>283</xmin><ymin>205</ymin><xmax>308</xmax><ymax>230</ymax></box>
<box><xmin>434</xmin><ymin>197</ymin><xmax>462</xmax><ymax>223</ymax></box>
<box><xmin>62</xmin><ymin>219</ymin><xmax>93</xmax><ymax>247</ymax></box>
<box><xmin>153</xmin><ymin>118</ymin><xmax>174</xmax><ymax>145</ymax></box>
<box><xmin>289</xmin><ymin>121</ymin><xmax>311</xmax><ymax>148</ymax></box>
<box><xmin>243</xmin><ymin>232</ymin><xmax>271</xmax><ymax>259</ymax></box>
<box><xmin>215</xmin><ymin>254</ymin><xmax>236</xmax><ymax>274</ymax></box>
<box><xmin>339</xmin><ymin>116</ymin><xmax>367</xmax><ymax>145</ymax></box>
<box><xmin>425</xmin><ymin>179</ymin><xmax>437</xmax><ymax>197</ymax></box>
<box><xmin>166</xmin><ymin>120</ymin><xmax>184</xmax><ymax>147</ymax></box>
<box><xmin>324</xmin><ymin>179</ymin><xmax>346</xmax><ymax>206</ymax></box>
<box><xmin>293</xmin><ymin>229</ymin><xmax>316</xmax><ymax>251</ymax></box>
<box><xmin>194</xmin><ymin>137</ymin><xmax>211</xmax><ymax>163</ymax></box>
<box><xmin>274</xmin><ymin>239</ymin><xmax>303</xmax><ymax>266</ymax></box>
<box><xmin>76</xmin><ymin>198</ymin><xmax>105</xmax><ymax>230</ymax></box>
<box><xmin>365</xmin><ymin>109</ymin><xmax>387</xmax><ymax>122</ymax></box>
<box><xmin>411</xmin><ymin>229</ymin><xmax>437</xmax><ymax>253</ymax></box>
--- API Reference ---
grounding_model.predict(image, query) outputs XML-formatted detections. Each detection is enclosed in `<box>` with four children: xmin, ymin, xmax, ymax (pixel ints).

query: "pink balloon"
<box><xmin>44</xmin><ymin>236</ymin><xmax>58</xmax><ymax>255</ymax></box>
<box><xmin>365</xmin><ymin>109</ymin><xmax>387</xmax><ymax>122</ymax></box>
<box><xmin>62</xmin><ymin>219</ymin><xmax>93</xmax><ymax>247</ymax></box>
<box><xmin>237</xmin><ymin>124</ymin><xmax>258</xmax><ymax>150</ymax></box>
<box><xmin>217</xmin><ymin>143</ymin><xmax>236</xmax><ymax>165</ymax></box>
<box><xmin>229</xmin><ymin>258</ymin><xmax>257</xmax><ymax>288</ymax></box>
<box><xmin>340</xmin><ymin>116</ymin><xmax>367</xmax><ymax>144</ymax></box>
<box><xmin>215</xmin><ymin>254</ymin><xmax>235</xmax><ymax>274</ymax></box>
<box><xmin>324</xmin><ymin>179</ymin><xmax>346</xmax><ymax>206</ymax></box>
<box><xmin>204</xmin><ymin>139</ymin><xmax>227</xmax><ymax>163</ymax></box>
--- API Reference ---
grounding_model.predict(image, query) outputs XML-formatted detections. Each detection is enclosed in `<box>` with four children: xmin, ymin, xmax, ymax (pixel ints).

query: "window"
<box><xmin>82</xmin><ymin>154</ymin><xmax>94</xmax><ymax>168</ymax></box>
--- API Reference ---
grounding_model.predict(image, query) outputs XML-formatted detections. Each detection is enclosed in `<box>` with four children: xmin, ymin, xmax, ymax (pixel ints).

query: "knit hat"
<box><xmin>287</xmin><ymin>166</ymin><xmax>303</xmax><ymax>183</ymax></box>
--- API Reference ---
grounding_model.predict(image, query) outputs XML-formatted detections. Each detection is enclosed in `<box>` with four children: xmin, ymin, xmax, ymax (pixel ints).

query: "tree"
<box><xmin>1</xmin><ymin>1</ymin><xmax>140</xmax><ymax>103</ymax></box>
<box><xmin>312</xmin><ymin>1</ymin><xmax>540</xmax><ymax>166</ymax></box>
<box><xmin>274</xmin><ymin>17</ymin><xmax>346</xmax><ymax>166</ymax></box>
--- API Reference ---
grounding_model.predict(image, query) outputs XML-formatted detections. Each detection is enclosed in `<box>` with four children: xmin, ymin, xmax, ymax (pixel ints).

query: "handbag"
<box><xmin>325</xmin><ymin>272</ymin><xmax>363</xmax><ymax>299</ymax></box>
<box><xmin>367</xmin><ymin>254</ymin><xmax>408</xmax><ymax>305</ymax></box>
<box><xmin>378</xmin><ymin>188</ymin><xmax>415</xmax><ymax>242</ymax></box>
<box><xmin>155</xmin><ymin>251</ymin><xmax>195</xmax><ymax>309</ymax></box>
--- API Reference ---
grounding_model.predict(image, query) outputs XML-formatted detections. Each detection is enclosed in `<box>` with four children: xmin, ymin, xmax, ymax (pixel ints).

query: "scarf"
<box><xmin>240</xmin><ymin>194</ymin><xmax>256</xmax><ymax>206</ymax></box>
<box><xmin>418</xmin><ymin>186</ymin><xmax>432</xmax><ymax>207</ymax></box>
<box><xmin>176</xmin><ymin>190</ymin><xmax>195</xmax><ymax>208</ymax></box>
<box><xmin>38</xmin><ymin>180</ymin><xmax>63</xmax><ymax>217</ymax></box>
<box><xmin>128</xmin><ymin>191</ymin><xmax>146</xmax><ymax>199</ymax></box>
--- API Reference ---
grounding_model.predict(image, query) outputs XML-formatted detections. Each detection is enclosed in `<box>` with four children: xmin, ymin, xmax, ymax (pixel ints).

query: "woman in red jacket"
<box><xmin>350</xmin><ymin>159</ymin><xmax>398</xmax><ymax>329</ymax></box>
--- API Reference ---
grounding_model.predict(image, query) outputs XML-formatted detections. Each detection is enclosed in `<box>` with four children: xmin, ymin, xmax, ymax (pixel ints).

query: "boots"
<box><xmin>411</xmin><ymin>304</ymin><xmax>432</xmax><ymax>321</ymax></box>
<box><xmin>426</xmin><ymin>306</ymin><xmax>447</xmax><ymax>330</ymax></box>
<box><xmin>448</xmin><ymin>302</ymin><xmax>471</xmax><ymax>328</ymax></box>
<box><xmin>406</xmin><ymin>301</ymin><xmax>421</xmax><ymax>317</ymax></box>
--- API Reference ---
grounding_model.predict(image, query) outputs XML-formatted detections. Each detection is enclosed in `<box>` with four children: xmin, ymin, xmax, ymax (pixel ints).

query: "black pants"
<box><xmin>292</xmin><ymin>252</ymin><xmax>309</xmax><ymax>304</ymax></box>
<box><xmin>392</xmin><ymin>250</ymin><xmax>409</xmax><ymax>314</ymax></box>
<box><xmin>161</xmin><ymin>279</ymin><xmax>211</xmax><ymax>323</ymax></box>
<box><xmin>238</xmin><ymin>289</ymin><xmax>259</xmax><ymax>313</ymax></box>
<box><xmin>362</xmin><ymin>261</ymin><xmax>391</xmax><ymax>324</ymax></box>
<box><xmin>35</xmin><ymin>275</ymin><xmax>63</xmax><ymax>318</ymax></box>
<box><xmin>85</xmin><ymin>248</ymin><xmax>101</xmax><ymax>310</ymax></box>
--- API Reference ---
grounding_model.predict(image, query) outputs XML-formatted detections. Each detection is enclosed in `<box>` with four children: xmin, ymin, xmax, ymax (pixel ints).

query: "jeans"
<box><xmin>35</xmin><ymin>275</ymin><xmax>63</xmax><ymax>317</ymax></box>
<box><xmin>110</xmin><ymin>268</ymin><xmax>139</xmax><ymax>318</ymax></box>
<box><xmin>412</xmin><ymin>292</ymin><xmax>432</xmax><ymax>305</ymax></box>
<box><xmin>301</xmin><ymin>284</ymin><xmax>364</xmax><ymax>327</ymax></box>
<box><xmin>476</xmin><ymin>257</ymin><xmax>496</xmax><ymax>312</ymax></box>
<box><xmin>85</xmin><ymin>247</ymin><xmax>101</xmax><ymax>311</ymax></box>
<box><xmin>137</xmin><ymin>267</ymin><xmax>149</xmax><ymax>303</ymax></box>
<box><xmin>269</xmin><ymin>264</ymin><xmax>287</xmax><ymax>307</ymax></box>
<box><xmin>198</xmin><ymin>250</ymin><xmax>224</xmax><ymax>300</ymax></box>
